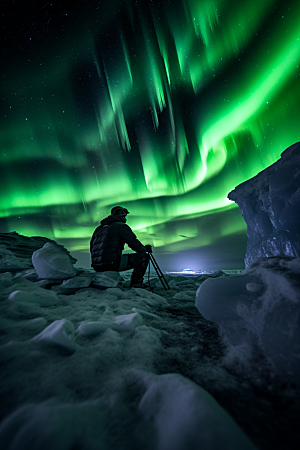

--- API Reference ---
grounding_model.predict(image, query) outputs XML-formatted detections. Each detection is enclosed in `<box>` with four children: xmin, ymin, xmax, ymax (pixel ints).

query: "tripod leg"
<box><xmin>149</xmin><ymin>254</ymin><xmax>169</xmax><ymax>285</ymax></box>
<box><xmin>149</xmin><ymin>253</ymin><xmax>170</xmax><ymax>290</ymax></box>
<box><xmin>148</xmin><ymin>254</ymin><xmax>165</xmax><ymax>289</ymax></box>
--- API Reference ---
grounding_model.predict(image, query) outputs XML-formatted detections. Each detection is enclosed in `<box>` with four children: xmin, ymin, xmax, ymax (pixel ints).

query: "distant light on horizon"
<box><xmin>165</xmin><ymin>268</ymin><xmax>213</xmax><ymax>275</ymax></box>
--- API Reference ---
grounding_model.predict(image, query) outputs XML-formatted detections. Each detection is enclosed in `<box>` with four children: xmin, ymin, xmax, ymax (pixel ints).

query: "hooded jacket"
<box><xmin>90</xmin><ymin>215</ymin><xmax>147</xmax><ymax>270</ymax></box>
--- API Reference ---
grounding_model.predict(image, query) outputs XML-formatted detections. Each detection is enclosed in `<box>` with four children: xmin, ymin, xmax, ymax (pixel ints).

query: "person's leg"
<box><xmin>118</xmin><ymin>254</ymin><xmax>129</xmax><ymax>271</ymax></box>
<box><xmin>119</xmin><ymin>252</ymin><xmax>150</xmax><ymax>287</ymax></box>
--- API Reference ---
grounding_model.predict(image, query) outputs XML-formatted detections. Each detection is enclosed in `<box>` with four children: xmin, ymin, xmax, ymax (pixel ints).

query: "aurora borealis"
<box><xmin>1</xmin><ymin>0</ymin><xmax>300</xmax><ymax>270</ymax></box>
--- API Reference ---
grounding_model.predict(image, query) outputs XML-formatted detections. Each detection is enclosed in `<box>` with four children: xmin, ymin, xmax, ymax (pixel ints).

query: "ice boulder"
<box><xmin>51</xmin><ymin>275</ymin><xmax>92</xmax><ymax>294</ymax></box>
<box><xmin>31</xmin><ymin>319</ymin><xmax>76</xmax><ymax>354</ymax></box>
<box><xmin>228</xmin><ymin>141</ymin><xmax>300</xmax><ymax>266</ymax></box>
<box><xmin>91</xmin><ymin>271</ymin><xmax>121</xmax><ymax>288</ymax></box>
<box><xmin>32</xmin><ymin>243</ymin><xmax>76</xmax><ymax>279</ymax></box>
<box><xmin>195</xmin><ymin>256</ymin><xmax>300</xmax><ymax>386</ymax></box>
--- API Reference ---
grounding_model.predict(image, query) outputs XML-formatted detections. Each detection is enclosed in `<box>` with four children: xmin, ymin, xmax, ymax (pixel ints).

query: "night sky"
<box><xmin>1</xmin><ymin>0</ymin><xmax>299</xmax><ymax>271</ymax></box>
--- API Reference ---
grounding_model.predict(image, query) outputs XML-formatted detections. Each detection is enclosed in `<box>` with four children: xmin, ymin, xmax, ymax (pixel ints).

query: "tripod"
<box><xmin>147</xmin><ymin>253</ymin><xmax>170</xmax><ymax>291</ymax></box>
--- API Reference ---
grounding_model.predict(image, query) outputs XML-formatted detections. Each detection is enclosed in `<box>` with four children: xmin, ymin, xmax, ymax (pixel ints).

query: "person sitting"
<box><xmin>90</xmin><ymin>206</ymin><xmax>152</xmax><ymax>288</ymax></box>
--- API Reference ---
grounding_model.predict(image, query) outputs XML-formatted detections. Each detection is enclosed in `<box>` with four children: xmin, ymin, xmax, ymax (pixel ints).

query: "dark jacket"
<box><xmin>90</xmin><ymin>215</ymin><xmax>147</xmax><ymax>270</ymax></box>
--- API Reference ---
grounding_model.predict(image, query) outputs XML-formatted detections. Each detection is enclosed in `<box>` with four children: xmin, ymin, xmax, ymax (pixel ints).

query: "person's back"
<box><xmin>90</xmin><ymin>206</ymin><xmax>152</xmax><ymax>287</ymax></box>
<box><xmin>91</xmin><ymin>215</ymin><xmax>124</xmax><ymax>270</ymax></box>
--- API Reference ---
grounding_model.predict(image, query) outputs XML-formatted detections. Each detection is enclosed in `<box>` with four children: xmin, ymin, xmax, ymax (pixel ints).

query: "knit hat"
<box><xmin>111</xmin><ymin>206</ymin><xmax>130</xmax><ymax>216</ymax></box>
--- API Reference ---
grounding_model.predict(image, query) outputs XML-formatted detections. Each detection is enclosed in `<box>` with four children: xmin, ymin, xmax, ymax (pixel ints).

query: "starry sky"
<box><xmin>1</xmin><ymin>0</ymin><xmax>299</xmax><ymax>270</ymax></box>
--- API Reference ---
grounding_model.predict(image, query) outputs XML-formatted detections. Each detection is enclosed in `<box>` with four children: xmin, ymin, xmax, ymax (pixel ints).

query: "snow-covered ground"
<box><xmin>1</xmin><ymin>262</ymin><xmax>300</xmax><ymax>450</ymax></box>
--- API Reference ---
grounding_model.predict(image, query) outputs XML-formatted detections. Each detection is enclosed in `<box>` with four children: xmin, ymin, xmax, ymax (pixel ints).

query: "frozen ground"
<box><xmin>0</xmin><ymin>268</ymin><xmax>299</xmax><ymax>449</ymax></box>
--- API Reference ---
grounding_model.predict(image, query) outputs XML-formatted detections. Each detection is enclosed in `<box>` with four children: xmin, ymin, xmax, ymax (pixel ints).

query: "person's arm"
<box><xmin>90</xmin><ymin>226</ymin><xmax>99</xmax><ymax>252</ymax></box>
<box><xmin>119</xmin><ymin>224</ymin><xmax>148</xmax><ymax>253</ymax></box>
<box><xmin>90</xmin><ymin>233</ymin><xmax>95</xmax><ymax>253</ymax></box>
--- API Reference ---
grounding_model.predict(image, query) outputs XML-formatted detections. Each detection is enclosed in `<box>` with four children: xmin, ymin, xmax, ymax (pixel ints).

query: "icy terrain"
<box><xmin>0</xmin><ymin>231</ymin><xmax>77</xmax><ymax>270</ymax></box>
<box><xmin>228</xmin><ymin>141</ymin><xmax>300</xmax><ymax>266</ymax></box>
<box><xmin>196</xmin><ymin>257</ymin><xmax>300</xmax><ymax>386</ymax></box>
<box><xmin>1</xmin><ymin>259</ymin><xmax>300</xmax><ymax>449</ymax></box>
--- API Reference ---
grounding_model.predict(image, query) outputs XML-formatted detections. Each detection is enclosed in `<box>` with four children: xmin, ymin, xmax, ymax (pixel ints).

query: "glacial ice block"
<box><xmin>32</xmin><ymin>243</ymin><xmax>76</xmax><ymax>279</ymax></box>
<box><xmin>228</xmin><ymin>141</ymin><xmax>300</xmax><ymax>266</ymax></box>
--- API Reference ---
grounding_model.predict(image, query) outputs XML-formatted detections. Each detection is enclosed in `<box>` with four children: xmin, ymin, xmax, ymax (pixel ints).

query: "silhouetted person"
<box><xmin>90</xmin><ymin>206</ymin><xmax>152</xmax><ymax>288</ymax></box>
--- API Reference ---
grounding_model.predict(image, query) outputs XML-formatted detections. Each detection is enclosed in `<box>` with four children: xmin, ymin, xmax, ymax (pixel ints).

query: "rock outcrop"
<box><xmin>0</xmin><ymin>232</ymin><xmax>77</xmax><ymax>270</ymax></box>
<box><xmin>228</xmin><ymin>142</ymin><xmax>300</xmax><ymax>266</ymax></box>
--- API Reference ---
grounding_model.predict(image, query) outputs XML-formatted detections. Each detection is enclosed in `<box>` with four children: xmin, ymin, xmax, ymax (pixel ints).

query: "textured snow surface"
<box><xmin>0</xmin><ymin>263</ymin><xmax>299</xmax><ymax>449</ymax></box>
<box><xmin>196</xmin><ymin>257</ymin><xmax>300</xmax><ymax>386</ymax></box>
<box><xmin>0</xmin><ymin>371</ymin><xmax>257</xmax><ymax>450</ymax></box>
<box><xmin>0</xmin><ymin>245</ymin><xmax>32</xmax><ymax>270</ymax></box>
<box><xmin>228</xmin><ymin>141</ymin><xmax>300</xmax><ymax>266</ymax></box>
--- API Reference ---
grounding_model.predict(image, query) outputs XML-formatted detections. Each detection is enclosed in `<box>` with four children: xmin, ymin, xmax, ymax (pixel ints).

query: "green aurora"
<box><xmin>1</xmin><ymin>0</ymin><xmax>299</xmax><ymax>270</ymax></box>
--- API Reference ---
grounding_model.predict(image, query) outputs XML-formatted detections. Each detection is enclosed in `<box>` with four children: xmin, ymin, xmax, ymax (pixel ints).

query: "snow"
<box><xmin>76</xmin><ymin>312</ymin><xmax>144</xmax><ymax>336</ymax></box>
<box><xmin>0</xmin><ymin>371</ymin><xmax>256</xmax><ymax>450</ymax></box>
<box><xmin>228</xmin><ymin>141</ymin><xmax>300</xmax><ymax>266</ymax></box>
<box><xmin>1</xmin><ymin>251</ymin><xmax>300</xmax><ymax>448</ymax></box>
<box><xmin>32</xmin><ymin>243</ymin><xmax>77</xmax><ymax>279</ymax></box>
<box><xmin>138</xmin><ymin>373</ymin><xmax>257</xmax><ymax>450</ymax></box>
<box><xmin>31</xmin><ymin>319</ymin><xmax>76</xmax><ymax>354</ymax></box>
<box><xmin>0</xmin><ymin>262</ymin><xmax>263</xmax><ymax>450</ymax></box>
<box><xmin>51</xmin><ymin>275</ymin><xmax>92</xmax><ymax>295</ymax></box>
<box><xmin>1</xmin><ymin>272</ymin><xmax>59</xmax><ymax>306</ymax></box>
<box><xmin>196</xmin><ymin>256</ymin><xmax>300</xmax><ymax>386</ymax></box>
<box><xmin>0</xmin><ymin>245</ymin><xmax>32</xmax><ymax>270</ymax></box>
<box><xmin>91</xmin><ymin>271</ymin><xmax>121</xmax><ymax>288</ymax></box>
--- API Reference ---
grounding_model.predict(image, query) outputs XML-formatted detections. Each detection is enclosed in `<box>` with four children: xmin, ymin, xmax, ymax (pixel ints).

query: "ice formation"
<box><xmin>51</xmin><ymin>274</ymin><xmax>92</xmax><ymax>294</ymax></box>
<box><xmin>0</xmin><ymin>231</ymin><xmax>76</xmax><ymax>270</ymax></box>
<box><xmin>31</xmin><ymin>319</ymin><xmax>76</xmax><ymax>354</ymax></box>
<box><xmin>91</xmin><ymin>270</ymin><xmax>122</xmax><ymax>288</ymax></box>
<box><xmin>195</xmin><ymin>256</ymin><xmax>300</xmax><ymax>386</ymax></box>
<box><xmin>228</xmin><ymin>141</ymin><xmax>300</xmax><ymax>266</ymax></box>
<box><xmin>32</xmin><ymin>243</ymin><xmax>77</xmax><ymax>279</ymax></box>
